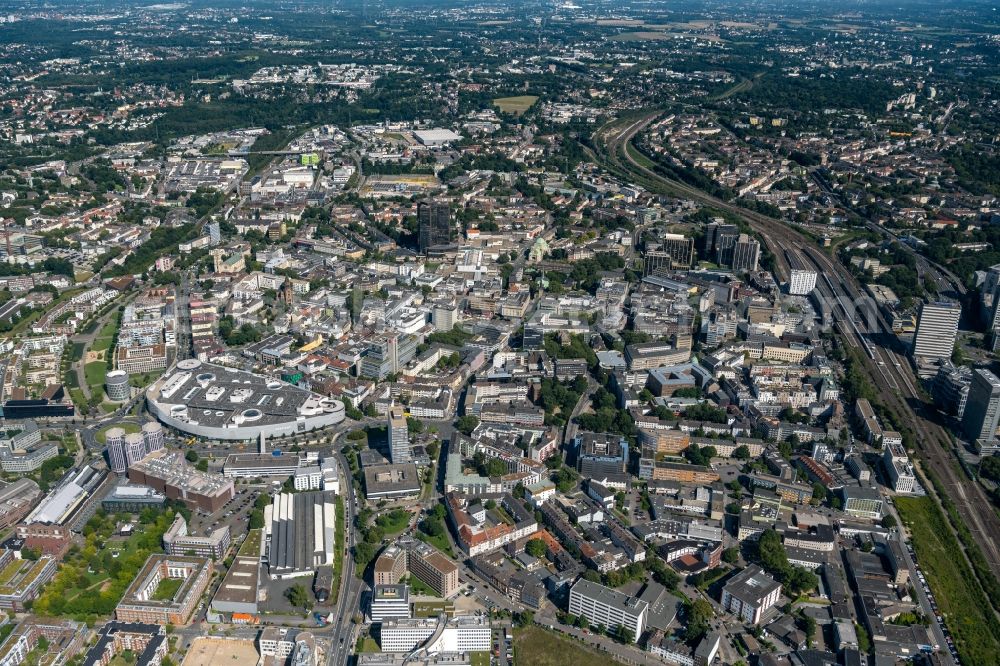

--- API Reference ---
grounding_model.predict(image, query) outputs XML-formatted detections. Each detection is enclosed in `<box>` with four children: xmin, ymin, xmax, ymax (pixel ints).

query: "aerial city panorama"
<box><xmin>0</xmin><ymin>0</ymin><xmax>997</xmax><ymax>664</ymax></box>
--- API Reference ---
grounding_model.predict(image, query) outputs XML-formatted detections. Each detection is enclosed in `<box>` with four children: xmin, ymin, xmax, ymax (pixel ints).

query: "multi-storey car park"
<box><xmin>145</xmin><ymin>358</ymin><xmax>345</xmax><ymax>440</ymax></box>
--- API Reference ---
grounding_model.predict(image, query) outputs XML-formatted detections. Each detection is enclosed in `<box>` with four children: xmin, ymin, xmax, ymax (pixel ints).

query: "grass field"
<box><xmin>494</xmin><ymin>95</ymin><xmax>538</xmax><ymax>114</ymax></box>
<box><xmin>151</xmin><ymin>577</ymin><xmax>183</xmax><ymax>601</ymax></box>
<box><xmin>416</xmin><ymin>531</ymin><xmax>454</xmax><ymax>558</ymax></box>
<box><xmin>896</xmin><ymin>496</ymin><xmax>1000</xmax><ymax>663</ymax></box>
<box><xmin>376</xmin><ymin>508</ymin><xmax>411</xmax><ymax>536</ymax></box>
<box><xmin>91</xmin><ymin>318</ymin><xmax>118</xmax><ymax>353</ymax></box>
<box><xmin>408</xmin><ymin>575</ymin><xmax>441</xmax><ymax>598</ymax></box>
<box><xmin>513</xmin><ymin>626</ymin><xmax>624</xmax><ymax>666</ymax></box>
<box><xmin>84</xmin><ymin>361</ymin><xmax>107</xmax><ymax>388</ymax></box>
<box><xmin>356</xmin><ymin>637</ymin><xmax>380</xmax><ymax>653</ymax></box>
<box><xmin>69</xmin><ymin>388</ymin><xmax>87</xmax><ymax>409</ymax></box>
<box><xmin>470</xmin><ymin>652</ymin><xmax>490</xmax><ymax>666</ymax></box>
<box><xmin>95</xmin><ymin>421</ymin><xmax>141</xmax><ymax>444</ymax></box>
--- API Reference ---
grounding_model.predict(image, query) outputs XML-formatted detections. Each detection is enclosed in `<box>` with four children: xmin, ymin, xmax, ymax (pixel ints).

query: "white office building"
<box><xmin>388</xmin><ymin>405</ymin><xmax>411</xmax><ymax>463</ymax></box>
<box><xmin>720</xmin><ymin>565</ymin><xmax>781</xmax><ymax>624</ymax></box>
<box><xmin>788</xmin><ymin>269</ymin><xmax>818</xmax><ymax>296</ymax></box>
<box><xmin>911</xmin><ymin>301</ymin><xmax>961</xmax><ymax>362</ymax></box>
<box><xmin>379</xmin><ymin>616</ymin><xmax>491</xmax><ymax>654</ymax></box>
<box><xmin>370</xmin><ymin>584</ymin><xmax>411</xmax><ymax>622</ymax></box>
<box><xmin>568</xmin><ymin>579</ymin><xmax>647</xmax><ymax>643</ymax></box>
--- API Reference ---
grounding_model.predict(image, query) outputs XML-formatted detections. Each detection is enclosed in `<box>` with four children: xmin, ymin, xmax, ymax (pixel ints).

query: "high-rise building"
<box><xmin>360</xmin><ymin>334</ymin><xmax>418</xmax><ymax>381</ymax></box>
<box><xmin>962</xmin><ymin>368</ymin><xmax>1000</xmax><ymax>443</ymax></box>
<box><xmin>417</xmin><ymin>201</ymin><xmax>451</xmax><ymax>253</ymax></box>
<box><xmin>785</xmin><ymin>251</ymin><xmax>817</xmax><ymax>295</ymax></box>
<box><xmin>979</xmin><ymin>264</ymin><xmax>1000</xmax><ymax>350</ymax></box>
<box><xmin>388</xmin><ymin>405</ymin><xmax>410</xmax><ymax>463</ymax></box>
<box><xmin>730</xmin><ymin>234</ymin><xmax>761</xmax><ymax>273</ymax></box>
<box><xmin>142</xmin><ymin>422</ymin><xmax>165</xmax><ymax>453</ymax></box>
<box><xmin>432</xmin><ymin>304</ymin><xmax>457</xmax><ymax>332</ymax></box>
<box><xmin>644</xmin><ymin>234</ymin><xmax>694</xmax><ymax>276</ymax></box>
<box><xmin>703</xmin><ymin>221</ymin><xmax>738</xmax><ymax>259</ymax></box>
<box><xmin>106</xmin><ymin>427</ymin><xmax>128</xmax><ymax>474</ymax></box>
<box><xmin>125</xmin><ymin>433</ymin><xmax>146</xmax><ymax>468</ymax></box>
<box><xmin>208</xmin><ymin>222</ymin><xmax>221</xmax><ymax>245</ymax></box>
<box><xmin>911</xmin><ymin>301</ymin><xmax>961</xmax><ymax>361</ymax></box>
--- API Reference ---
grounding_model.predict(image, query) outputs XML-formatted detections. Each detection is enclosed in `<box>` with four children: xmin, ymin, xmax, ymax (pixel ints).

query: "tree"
<box><xmin>514</xmin><ymin>610</ymin><xmax>534</xmax><ymax>627</ymax></box>
<box><xmin>618</xmin><ymin>625</ymin><xmax>634</xmax><ymax>644</ymax></box>
<box><xmin>456</xmin><ymin>415</ymin><xmax>479</xmax><ymax>436</ymax></box>
<box><xmin>248</xmin><ymin>510</ymin><xmax>265</xmax><ymax>530</ymax></box>
<box><xmin>185</xmin><ymin>449</ymin><xmax>198</xmax><ymax>463</ymax></box>
<box><xmin>525</xmin><ymin>539</ymin><xmax>547</xmax><ymax>558</ymax></box>
<box><xmin>800</xmin><ymin>613</ymin><xmax>817</xmax><ymax>647</ymax></box>
<box><xmin>881</xmin><ymin>515</ymin><xmax>898</xmax><ymax>529</ymax></box>
<box><xmin>684</xmin><ymin>598</ymin><xmax>714</xmax><ymax>644</ymax></box>
<box><xmin>285</xmin><ymin>584</ymin><xmax>310</xmax><ymax>610</ymax></box>
<box><xmin>733</xmin><ymin>445</ymin><xmax>751</xmax><ymax>460</ymax></box>
<box><xmin>722</xmin><ymin>547</ymin><xmax>740</xmax><ymax>564</ymax></box>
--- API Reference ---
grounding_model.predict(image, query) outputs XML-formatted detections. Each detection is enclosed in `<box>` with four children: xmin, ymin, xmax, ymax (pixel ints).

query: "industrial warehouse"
<box><xmin>264</xmin><ymin>491</ymin><xmax>337</xmax><ymax>580</ymax></box>
<box><xmin>144</xmin><ymin>358</ymin><xmax>345</xmax><ymax>440</ymax></box>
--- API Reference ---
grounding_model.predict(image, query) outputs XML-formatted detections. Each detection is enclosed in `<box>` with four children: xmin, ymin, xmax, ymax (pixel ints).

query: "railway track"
<box><xmin>594</xmin><ymin>111</ymin><xmax>1000</xmax><ymax>590</ymax></box>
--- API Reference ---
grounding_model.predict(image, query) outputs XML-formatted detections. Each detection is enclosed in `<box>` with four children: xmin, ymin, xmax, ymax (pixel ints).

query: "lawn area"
<box><xmin>129</xmin><ymin>369</ymin><xmax>164</xmax><ymax>387</ymax></box>
<box><xmin>100</xmin><ymin>402</ymin><xmax>119</xmax><ymax>414</ymax></box>
<box><xmin>470</xmin><ymin>652</ymin><xmax>490</xmax><ymax>666</ymax></box>
<box><xmin>151</xmin><ymin>576</ymin><xmax>183</xmax><ymax>601</ymax></box>
<box><xmin>356</xmin><ymin>636</ymin><xmax>380</xmax><ymax>653</ymax></box>
<box><xmin>493</xmin><ymin>95</ymin><xmax>538</xmax><ymax>114</ymax></box>
<box><xmin>416</xmin><ymin>531</ymin><xmax>455</xmax><ymax>558</ymax></box>
<box><xmin>84</xmin><ymin>361</ymin><xmax>107</xmax><ymax>388</ymax></box>
<box><xmin>408</xmin><ymin>575</ymin><xmax>441</xmax><ymax>598</ymax></box>
<box><xmin>95</xmin><ymin>422</ymin><xmax>141</xmax><ymax>444</ymax></box>
<box><xmin>69</xmin><ymin>388</ymin><xmax>87</xmax><ymax>409</ymax></box>
<box><xmin>513</xmin><ymin>626</ymin><xmax>624</xmax><ymax>666</ymax></box>
<box><xmin>896</xmin><ymin>496</ymin><xmax>1000</xmax><ymax>664</ymax></box>
<box><xmin>375</xmin><ymin>508</ymin><xmax>411</xmax><ymax>536</ymax></box>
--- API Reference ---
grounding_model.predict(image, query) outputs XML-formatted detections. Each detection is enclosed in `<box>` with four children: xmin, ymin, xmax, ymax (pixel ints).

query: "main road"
<box><xmin>593</xmin><ymin>110</ymin><xmax>1000</xmax><ymax>591</ymax></box>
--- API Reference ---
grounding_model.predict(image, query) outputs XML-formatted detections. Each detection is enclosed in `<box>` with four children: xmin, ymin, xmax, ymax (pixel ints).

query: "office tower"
<box><xmin>106</xmin><ymin>427</ymin><xmax>128</xmax><ymax>474</ymax></box>
<box><xmin>644</xmin><ymin>234</ymin><xmax>695</xmax><ymax>277</ymax></box>
<box><xmin>730</xmin><ymin>234</ymin><xmax>761</xmax><ymax>273</ymax></box>
<box><xmin>142</xmin><ymin>422</ymin><xmax>165</xmax><ymax>453</ymax></box>
<box><xmin>417</xmin><ymin>201</ymin><xmax>451</xmax><ymax>253</ymax></box>
<box><xmin>711</xmin><ymin>225</ymin><xmax>741</xmax><ymax>265</ymax></box>
<box><xmin>124</xmin><ymin>433</ymin><xmax>146</xmax><ymax>468</ymax></box>
<box><xmin>388</xmin><ymin>405</ymin><xmax>411</xmax><ymax>463</ymax></box>
<box><xmin>962</xmin><ymin>368</ymin><xmax>1000</xmax><ymax>443</ymax></box>
<box><xmin>208</xmin><ymin>221</ymin><xmax>221</xmax><ymax>245</ymax></box>
<box><xmin>979</xmin><ymin>264</ymin><xmax>1000</xmax><ymax>350</ymax></box>
<box><xmin>662</xmin><ymin>234</ymin><xmax>695</xmax><ymax>267</ymax></box>
<box><xmin>432</xmin><ymin>304</ymin><xmax>457</xmax><ymax>332</ymax></box>
<box><xmin>911</xmin><ymin>301</ymin><xmax>961</xmax><ymax>361</ymax></box>
<box><xmin>788</xmin><ymin>269</ymin><xmax>818</xmax><ymax>295</ymax></box>
<box><xmin>785</xmin><ymin>249</ymin><xmax>817</xmax><ymax>295</ymax></box>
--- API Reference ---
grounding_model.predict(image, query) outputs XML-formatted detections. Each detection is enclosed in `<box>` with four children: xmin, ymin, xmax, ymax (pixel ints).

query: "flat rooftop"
<box><xmin>212</xmin><ymin>553</ymin><xmax>260</xmax><ymax>607</ymax></box>
<box><xmin>146</xmin><ymin>359</ymin><xmax>341</xmax><ymax>429</ymax></box>
<box><xmin>181</xmin><ymin>637</ymin><xmax>259</xmax><ymax>666</ymax></box>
